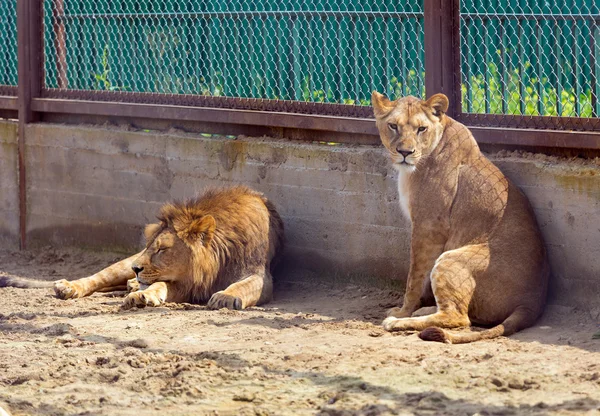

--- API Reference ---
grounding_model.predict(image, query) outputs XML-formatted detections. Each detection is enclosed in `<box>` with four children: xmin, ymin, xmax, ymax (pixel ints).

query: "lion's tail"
<box><xmin>418</xmin><ymin>306</ymin><xmax>538</xmax><ymax>344</ymax></box>
<box><xmin>0</xmin><ymin>276</ymin><xmax>55</xmax><ymax>289</ymax></box>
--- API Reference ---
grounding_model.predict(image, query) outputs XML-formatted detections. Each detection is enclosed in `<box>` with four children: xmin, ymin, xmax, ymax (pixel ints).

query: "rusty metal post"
<box><xmin>17</xmin><ymin>0</ymin><xmax>43</xmax><ymax>249</ymax></box>
<box><xmin>424</xmin><ymin>0</ymin><xmax>461</xmax><ymax>118</ymax></box>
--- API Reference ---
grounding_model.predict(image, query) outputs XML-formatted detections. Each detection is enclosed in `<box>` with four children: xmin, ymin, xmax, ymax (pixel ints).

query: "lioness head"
<box><xmin>131</xmin><ymin>215</ymin><xmax>216</xmax><ymax>286</ymax></box>
<box><xmin>372</xmin><ymin>92</ymin><xmax>449</xmax><ymax>170</ymax></box>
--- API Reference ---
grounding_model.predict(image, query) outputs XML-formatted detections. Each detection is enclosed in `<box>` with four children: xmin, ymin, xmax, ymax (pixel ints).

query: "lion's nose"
<box><xmin>132</xmin><ymin>265</ymin><xmax>144</xmax><ymax>275</ymax></box>
<box><xmin>397</xmin><ymin>148</ymin><xmax>415</xmax><ymax>158</ymax></box>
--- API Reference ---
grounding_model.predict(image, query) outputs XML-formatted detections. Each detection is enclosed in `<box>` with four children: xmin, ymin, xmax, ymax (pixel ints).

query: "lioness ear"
<box><xmin>372</xmin><ymin>91</ymin><xmax>395</xmax><ymax>119</ymax></box>
<box><xmin>425</xmin><ymin>93</ymin><xmax>449</xmax><ymax>117</ymax></box>
<box><xmin>144</xmin><ymin>223</ymin><xmax>162</xmax><ymax>242</ymax></box>
<box><xmin>178</xmin><ymin>215</ymin><xmax>216</xmax><ymax>247</ymax></box>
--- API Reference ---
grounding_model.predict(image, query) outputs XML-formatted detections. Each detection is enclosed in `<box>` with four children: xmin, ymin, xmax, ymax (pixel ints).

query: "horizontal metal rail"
<box><xmin>469</xmin><ymin>126</ymin><xmax>600</xmax><ymax>149</ymax></box>
<box><xmin>57</xmin><ymin>11</ymin><xmax>423</xmax><ymax>20</ymax></box>
<box><xmin>0</xmin><ymin>86</ymin><xmax>18</xmax><ymax>97</ymax></box>
<box><xmin>461</xmin><ymin>12</ymin><xmax>600</xmax><ymax>21</ymax></box>
<box><xmin>31</xmin><ymin>97</ymin><xmax>378</xmax><ymax>135</ymax></box>
<box><xmin>0</xmin><ymin>95</ymin><xmax>18</xmax><ymax>110</ymax></box>
<box><xmin>40</xmin><ymin>89</ymin><xmax>376</xmax><ymax>118</ymax></box>
<box><xmin>31</xmin><ymin>97</ymin><xmax>600</xmax><ymax>149</ymax></box>
<box><xmin>457</xmin><ymin>113</ymin><xmax>600</xmax><ymax>132</ymax></box>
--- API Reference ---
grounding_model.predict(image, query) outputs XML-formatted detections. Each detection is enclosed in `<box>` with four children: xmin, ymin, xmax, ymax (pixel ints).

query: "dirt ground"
<box><xmin>0</xmin><ymin>247</ymin><xmax>599</xmax><ymax>416</ymax></box>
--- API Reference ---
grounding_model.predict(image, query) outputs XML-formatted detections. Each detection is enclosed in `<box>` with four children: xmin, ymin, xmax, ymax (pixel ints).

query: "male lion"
<box><xmin>1</xmin><ymin>186</ymin><xmax>284</xmax><ymax>310</ymax></box>
<box><xmin>372</xmin><ymin>91</ymin><xmax>549</xmax><ymax>343</ymax></box>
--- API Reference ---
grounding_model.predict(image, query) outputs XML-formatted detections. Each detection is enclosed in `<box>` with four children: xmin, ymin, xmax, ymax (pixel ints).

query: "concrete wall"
<box><xmin>0</xmin><ymin>120</ymin><xmax>598</xmax><ymax>309</ymax></box>
<box><xmin>493</xmin><ymin>154</ymin><xmax>600</xmax><ymax>309</ymax></box>
<box><xmin>23</xmin><ymin>123</ymin><xmax>411</xmax><ymax>280</ymax></box>
<box><xmin>0</xmin><ymin>121</ymin><xmax>18</xmax><ymax>248</ymax></box>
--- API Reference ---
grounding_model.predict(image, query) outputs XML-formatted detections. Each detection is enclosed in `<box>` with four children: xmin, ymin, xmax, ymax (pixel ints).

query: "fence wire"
<box><xmin>1</xmin><ymin>0</ymin><xmax>598</xmax><ymax>131</ymax></box>
<box><xmin>42</xmin><ymin>0</ymin><xmax>425</xmax><ymax>111</ymax></box>
<box><xmin>460</xmin><ymin>0</ymin><xmax>600</xmax><ymax>121</ymax></box>
<box><xmin>0</xmin><ymin>0</ymin><xmax>17</xmax><ymax>91</ymax></box>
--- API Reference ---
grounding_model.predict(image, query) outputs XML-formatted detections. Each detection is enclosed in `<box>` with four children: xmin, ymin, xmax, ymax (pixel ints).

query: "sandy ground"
<box><xmin>0</xmin><ymin>247</ymin><xmax>599</xmax><ymax>416</ymax></box>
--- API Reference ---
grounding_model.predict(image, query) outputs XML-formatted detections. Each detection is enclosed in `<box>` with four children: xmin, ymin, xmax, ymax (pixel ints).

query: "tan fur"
<box><xmin>373</xmin><ymin>91</ymin><xmax>549</xmax><ymax>343</ymax></box>
<box><xmin>7</xmin><ymin>187</ymin><xmax>284</xmax><ymax>311</ymax></box>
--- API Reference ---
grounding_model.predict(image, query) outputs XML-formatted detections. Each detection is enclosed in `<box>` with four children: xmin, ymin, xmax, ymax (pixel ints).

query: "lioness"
<box><xmin>372</xmin><ymin>91</ymin><xmax>549</xmax><ymax>343</ymax></box>
<box><xmin>1</xmin><ymin>186</ymin><xmax>284</xmax><ymax>310</ymax></box>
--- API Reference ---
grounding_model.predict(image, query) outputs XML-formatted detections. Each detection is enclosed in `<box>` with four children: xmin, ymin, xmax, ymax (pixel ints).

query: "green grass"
<box><xmin>90</xmin><ymin>47</ymin><xmax>596</xmax><ymax>118</ymax></box>
<box><xmin>461</xmin><ymin>63</ymin><xmax>595</xmax><ymax>117</ymax></box>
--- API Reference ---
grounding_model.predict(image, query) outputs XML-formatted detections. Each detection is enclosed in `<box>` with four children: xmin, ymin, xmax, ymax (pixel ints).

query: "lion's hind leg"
<box><xmin>383</xmin><ymin>244</ymin><xmax>488</xmax><ymax>334</ymax></box>
<box><xmin>208</xmin><ymin>269</ymin><xmax>273</xmax><ymax>310</ymax></box>
<box><xmin>54</xmin><ymin>251</ymin><xmax>143</xmax><ymax>299</ymax></box>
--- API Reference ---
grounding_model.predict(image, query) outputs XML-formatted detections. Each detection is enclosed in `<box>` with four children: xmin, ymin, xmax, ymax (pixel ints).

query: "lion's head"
<box><xmin>131</xmin><ymin>207</ymin><xmax>217</xmax><ymax>287</ymax></box>
<box><xmin>372</xmin><ymin>92</ymin><xmax>449</xmax><ymax>171</ymax></box>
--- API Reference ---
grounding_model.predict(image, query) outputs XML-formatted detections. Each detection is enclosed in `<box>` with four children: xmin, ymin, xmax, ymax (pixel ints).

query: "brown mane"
<box><xmin>154</xmin><ymin>186</ymin><xmax>284</xmax><ymax>303</ymax></box>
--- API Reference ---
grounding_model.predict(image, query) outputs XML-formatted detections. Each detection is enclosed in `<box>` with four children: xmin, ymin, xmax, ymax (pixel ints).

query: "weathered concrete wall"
<box><xmin>24</xmin><ymin>123</ymin><xmax>411</xmax><ymax>280</ymax></box>
<box><xmin>18</xmin><ymin>123</ymin><xmax>600</xmax><ymax>309</ymax></box>
<box><xmin>0</xmin><ymin>121</ymin><xmax>18</xmax><ymax>249</ymax></box>
<box><xmin>492</xmin><ymin>153</ymin><xmax>600</xmax><ymax>310</ymax></box>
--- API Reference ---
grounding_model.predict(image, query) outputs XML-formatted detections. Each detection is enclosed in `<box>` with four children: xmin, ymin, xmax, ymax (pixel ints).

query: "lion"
<box><xmin>372</xmin><ymin>91</ymin><xmax>549</xmax><ymax>343</ymax></box>
<box><xmin>1</xmin><ymin>186</ymin><xmax>284</xmax><ymax>310</ymax></box>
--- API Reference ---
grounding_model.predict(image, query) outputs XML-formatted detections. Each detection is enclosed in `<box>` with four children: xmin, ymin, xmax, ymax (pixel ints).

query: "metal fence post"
<box><xmin>424</xmin><ymin>0</ymin><xmax>461</xmax><ymax>118</ymax></box>
<box><xmin>17</xmin><ymin>0</ymin><xmax>43</xmax><ymax>250</ymax></box>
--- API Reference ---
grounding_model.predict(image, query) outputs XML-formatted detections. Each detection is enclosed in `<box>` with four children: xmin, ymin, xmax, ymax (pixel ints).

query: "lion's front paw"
<box><xmin>54</xmin><ymin>280</ymin><xmax>84</xmax><ymax>299</ymax></box>
<box><xmin>121</xmin><ymin>291</ymin><xmax>163</xmax><ymax>310</ymax></box>
<box><xmin>208</xmin><ymin>291</ymin><xmax>242</xmax><ymax>310</ymax></box>
<box><xmin>127</xmin><ymin>278</ymin><xmax>140</xmax><ymax>293</ymax></box>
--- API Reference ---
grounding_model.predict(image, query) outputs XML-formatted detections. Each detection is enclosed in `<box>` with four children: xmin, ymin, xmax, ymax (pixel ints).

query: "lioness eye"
<box><xmin>417</xmin><ymin>126</ymin><xmax>427</xmax><ymax>133</ymax></box>
<box><xmin>388</xmin><ymin>123</ymin><xmax>398</xmax><ymax>131</ymax></box>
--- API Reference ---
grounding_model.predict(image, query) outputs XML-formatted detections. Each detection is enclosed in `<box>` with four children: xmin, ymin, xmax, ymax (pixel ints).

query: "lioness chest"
<box><xmin>396</xmin><ymin>169</ymin><xmax>412</xmax><ymax>221</ymax></box>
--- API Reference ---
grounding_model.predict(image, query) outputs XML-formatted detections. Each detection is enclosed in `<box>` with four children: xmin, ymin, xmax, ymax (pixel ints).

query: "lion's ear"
<box><xmin>178</xmin><ymin>215</ymin><xmax>216</xmax><ymax>247</ymax></box>
<box><xmin>372</xmin><ymin>91</ymin><xmax>395</xmax><ymax>119</ymax></box>
<box><xmin>144</xmin><ymin>223</ymin><xmax>162</xmax><ymax>242</ymax></box>
<box><xmin>424</xmin><ymin>93</ymin><xmax>449</xmax><ymax>117</ymax></box>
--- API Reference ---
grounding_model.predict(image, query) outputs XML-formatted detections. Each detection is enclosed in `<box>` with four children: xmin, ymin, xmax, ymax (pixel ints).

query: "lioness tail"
<box><xmin>0</xmin><ymin>276</ymin><xmax>55</xmax><ymax>289</ymax></box>
<box><xmin>418</xmin><ymin>306</ymin><xmax>538</xmax><ymax>344</ymax></box>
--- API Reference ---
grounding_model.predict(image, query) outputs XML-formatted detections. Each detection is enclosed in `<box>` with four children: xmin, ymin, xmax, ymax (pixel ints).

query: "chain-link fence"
<box><xmin>0</xmin><ymin>0</ymin><xmax>17</xmax><ymax>91</ymax></box>
<box><xmin>460</xmin><ymin>0</ymin><xmax>600</xmax><ymax>118</ymax></box>
<box><xmin>2</xmin><ymin>1</ymin><xmax>600</xmax><ymax>137</ymax></box>
<box><xmin>42</xmin><ymin>0</ymin><xmax>425</xmax><ymax>106</ymax></box>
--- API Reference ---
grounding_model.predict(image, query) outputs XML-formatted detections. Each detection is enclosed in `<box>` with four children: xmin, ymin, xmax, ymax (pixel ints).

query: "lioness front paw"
<box><xmin>121</xmin><ymin>291</ymin><xmax>163</xmax><ymax>310</ymax></box>
<box><xmin>54</xmin><ymin>279</ymin><xmax>85</xmax><ymax>299</ymax></box>
<box><xmin>127</xmin><ymin>278</ymin><xmax>140</xmax><ymax>293</ymax></box>
<box><xmin>208</xmin><ymin>291</ymin><xmax>242</xmax><ymax>310</ymax></box>
<box><xmin>382</xmin><ymin>316</ymin><xmax>403</xmax><ymax>332</ymax></box>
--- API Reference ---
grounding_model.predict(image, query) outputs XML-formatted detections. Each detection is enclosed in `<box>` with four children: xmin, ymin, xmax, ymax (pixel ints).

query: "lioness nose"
<box><xmin>132</xmin><ymin>265</ymin><xmax>144</xmax><ymax>275</ymax></box>
<box><xmin>397</xmin><ymin>148</ymin><xmax>415</xmax><ymax>158</ymax></box>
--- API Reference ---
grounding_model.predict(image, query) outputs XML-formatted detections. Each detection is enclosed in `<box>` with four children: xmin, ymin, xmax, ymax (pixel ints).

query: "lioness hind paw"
<box><xmin>54</xmin><ymin>279</ymin><xmax>83</xmax><ymax>300</ymax></box>
<box><xmin>207</xmin><ymin>292</ymin><xmax>243</xmax><ymax>310</ymax></box>
<box><xmin>386</xmin><ymin>307</ymin><xmax>411</xmax><ymax>319</ymax></box>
